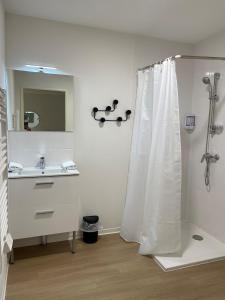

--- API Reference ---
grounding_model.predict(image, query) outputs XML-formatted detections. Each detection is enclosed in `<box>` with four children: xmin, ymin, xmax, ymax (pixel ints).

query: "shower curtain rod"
<box><xmin>138</xmin><ymin>54</ymin><xmax>225</xmax><ymax>71</ymax></box>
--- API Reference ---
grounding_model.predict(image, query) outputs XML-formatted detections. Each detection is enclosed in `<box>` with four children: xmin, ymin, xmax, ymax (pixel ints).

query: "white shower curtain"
<box><xmin>121</xmin><ymin>59</ymin><xmax>182</xmax><ymax>255</ymax></box>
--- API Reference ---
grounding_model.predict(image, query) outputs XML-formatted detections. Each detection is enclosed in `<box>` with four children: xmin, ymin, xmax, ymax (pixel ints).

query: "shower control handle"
<box><xmin>212</xmin><ymin>154</ymin><xmax>219</xmax><ymax>162</ymax></box>
<box><xmin>211</xmin><ymin>124</ymin><xmax>223</xmax><ymax>135</ymax></box>
<box><xmin>200</xmin><ymin>152</ymin><xmax>219</xmax><ymax>163</ymax></box>
<box><xmin>201</xmin><ymin>154</ymin><xmax>205</xmax><ymax>163</ymax></box>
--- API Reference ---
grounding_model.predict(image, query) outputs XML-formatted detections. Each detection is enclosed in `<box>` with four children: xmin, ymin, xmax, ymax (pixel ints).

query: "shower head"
<box><xmin>214</xmin><ymin>73</ymin><xmax>220</xmax><ymax>81</ymax></box>
<box><xmin>202</xmin><ymin>76</ymin><xmax>211</xmax><ymax>85</ymax></box>
<box><xmin>202</xmin><ymin>76</ymin><xmax>213</xmax><ymax>98</ymax></box>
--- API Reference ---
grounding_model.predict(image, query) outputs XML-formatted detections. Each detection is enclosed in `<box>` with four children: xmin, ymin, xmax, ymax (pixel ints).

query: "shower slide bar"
<box><xmin>139</xmin><ymin>55</ymin><xmax>225</xmax><ymax>71</ymax></box>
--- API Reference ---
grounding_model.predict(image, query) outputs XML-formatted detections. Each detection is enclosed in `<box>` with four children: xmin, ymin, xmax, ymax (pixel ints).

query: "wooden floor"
<box><xmin>6</xmin><ymin>234</ymin><xmax>225</xmax><ymax>300</ymax></box>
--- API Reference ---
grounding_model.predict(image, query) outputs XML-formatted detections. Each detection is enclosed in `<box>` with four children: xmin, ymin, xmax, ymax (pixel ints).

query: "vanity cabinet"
<box><xmin>8</xmin><ymin>176</ymin><xmax>79</xmax><ymax>240</ymax></box>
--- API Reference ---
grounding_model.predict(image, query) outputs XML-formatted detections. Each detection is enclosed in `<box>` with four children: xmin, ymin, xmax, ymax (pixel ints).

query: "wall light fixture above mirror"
<box><xmin>7</xmin><ymin>69</ymin><xmax>74</xmax><ymax>132</ymax></box>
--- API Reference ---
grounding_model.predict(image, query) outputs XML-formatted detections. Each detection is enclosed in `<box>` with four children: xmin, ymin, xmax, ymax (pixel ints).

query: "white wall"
<box><xmin>0</xmin><ymin>1</ymin><xmax>4</xmax><ymax>88</ymax></box>
<box><xmin>5</xmin><ymin>14</ymin><xmax>192</xmax><ymax>235</ymax></box>
<box><xmin>8</xmin><ymin>132</ymin><xmax>74</xmax><ymax>167</ymax></box>
<box><xmin>0</xmin><ymin>1</ymin><xmax>8</xmax><ymax>299</ymax></box>
<box><xmin>188</xmin><ymin>31</ymin><xmax>225</xmax><ymax>243</ymax></box>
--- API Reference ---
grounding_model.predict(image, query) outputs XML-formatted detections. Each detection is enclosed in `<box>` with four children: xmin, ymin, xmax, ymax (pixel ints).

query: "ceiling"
<box><xmin>4</xmin><ymin>0</ymin><xmax>225</xmax><ymax>44</ymax></box>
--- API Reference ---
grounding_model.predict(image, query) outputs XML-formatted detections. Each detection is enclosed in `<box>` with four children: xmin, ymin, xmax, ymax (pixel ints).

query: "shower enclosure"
<box><xmin>121</xmin><ymin>55</ymin><xmax>225</xmax><ymax>271</ymax></box>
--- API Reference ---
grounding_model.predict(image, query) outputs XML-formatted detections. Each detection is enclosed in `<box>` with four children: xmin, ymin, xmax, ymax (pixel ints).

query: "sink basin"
<box><xmin>8</xmin><ymin>166</ymin><xmax>80</xmax><ymax>178</ymax></box>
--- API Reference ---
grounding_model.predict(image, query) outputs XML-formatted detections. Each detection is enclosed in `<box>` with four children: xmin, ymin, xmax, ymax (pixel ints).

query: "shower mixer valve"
<box><xmin>210</xmin><ymin>124</ymin><xmax>223</xmax><ymax>135</ymax></box>
<box><xmin>201</xmin><ymin>153</ymin><xmax>219</xmax><ymax>164</ymax></box>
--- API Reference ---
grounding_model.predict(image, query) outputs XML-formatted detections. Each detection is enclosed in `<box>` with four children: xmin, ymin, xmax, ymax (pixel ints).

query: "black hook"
<box><xmin>100</xmin><ymin>117</ymin><xmax>106</xmax><ymax>123</ymax></box>
<box><xmin>112</xmin><ymin>99</ymin><xmax>119</xmax><ymax>110</ymax></box>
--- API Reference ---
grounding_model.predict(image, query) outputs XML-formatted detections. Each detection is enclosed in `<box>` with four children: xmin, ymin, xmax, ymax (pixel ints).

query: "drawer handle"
<box><xmin>35</xmin><ymin>181</ymin><xmax>54</xmax><ymax>185</ymax></box>
<box><xmin>36</xmin><ymin>210</ymin><xmax>54</xmax><ymax>215</ymax></box>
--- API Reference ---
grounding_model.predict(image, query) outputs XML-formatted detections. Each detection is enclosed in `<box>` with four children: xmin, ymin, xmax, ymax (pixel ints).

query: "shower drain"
<box><xmin>192</xmin><ymin>234</ymin><xmax>204</xmax><ymax>241</ymax></box>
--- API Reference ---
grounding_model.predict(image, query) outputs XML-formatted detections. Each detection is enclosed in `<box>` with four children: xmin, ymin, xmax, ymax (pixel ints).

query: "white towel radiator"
<box><xmin>0</xmin><ymin>87</ymin><xmax>12</xmax><ymax>270</ymax></box>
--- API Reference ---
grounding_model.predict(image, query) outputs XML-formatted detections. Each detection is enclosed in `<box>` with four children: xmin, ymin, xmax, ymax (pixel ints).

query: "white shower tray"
<box><xmin>154</xmin><ymin>223</ymin><xmax>225</xmax><ymax>271</ymax></box>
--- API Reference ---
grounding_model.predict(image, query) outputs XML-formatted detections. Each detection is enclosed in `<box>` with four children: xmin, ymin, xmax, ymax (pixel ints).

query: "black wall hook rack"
<box><xmin>92</xmin><ymin>100</ymin><xmax>131</xmax><ymax>123</ymax></box>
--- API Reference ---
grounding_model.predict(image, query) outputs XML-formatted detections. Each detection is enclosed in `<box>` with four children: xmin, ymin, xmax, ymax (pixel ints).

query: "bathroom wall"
<box><xmin>8</xmin><ymin>132</ymin><xmax>74</xmax><ymax>167</ymax></box>
<box><xmin>188</xmin><ymin>31</ymin><xmax>225</xmax><ymax>242</ymax></box>
<box><xmin>0</xmin><ymin>1</ymin><xmax>8</xmax><ymax>299</ymax></box>
<box><xmin>5</xmin><ymin>14</ymin><xmax>193</xmax><ymax>235</ymax></box>
<box><xmin>0</xmin><ymin>1</ymin><xmax>4</xmax><ymax>88</ymax></box>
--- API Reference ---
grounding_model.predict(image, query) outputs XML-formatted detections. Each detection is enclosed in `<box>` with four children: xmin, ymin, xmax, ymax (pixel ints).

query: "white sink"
<box><xmin>8</xmin><ymin>166</ymin><xmax>80</xmax><ymax>178</ymax></box>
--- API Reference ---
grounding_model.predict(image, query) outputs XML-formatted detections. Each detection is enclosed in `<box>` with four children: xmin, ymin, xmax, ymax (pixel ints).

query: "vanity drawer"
<box><xmin>8</xmin><ymin>176</ymin><xmax>78</xmax><ymax>209</ymax></box>
<box><xmin>9</xmin><ymin>203</ymin><xmax>78</xmax><ymax>239</ymax></box>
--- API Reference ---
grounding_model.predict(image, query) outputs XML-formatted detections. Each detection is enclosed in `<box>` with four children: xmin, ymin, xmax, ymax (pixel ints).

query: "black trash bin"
<box><xmin>82</xmin><ymin>215</ymin><xmax>99</xmax><ymax>244</ymax></box>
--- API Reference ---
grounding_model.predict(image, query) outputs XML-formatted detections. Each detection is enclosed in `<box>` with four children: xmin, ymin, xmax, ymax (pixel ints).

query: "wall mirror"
<box><xmin>7</xmin><ymin>69</ymin><xmax>74</xmax><ymax>131</ymax></box>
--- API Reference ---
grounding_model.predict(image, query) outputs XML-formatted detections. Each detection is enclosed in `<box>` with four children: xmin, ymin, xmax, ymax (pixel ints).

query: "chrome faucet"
<box><xmin>39</xmin><ymin>156</ymin><xmax>45</xmax><ymax>169</ymax></box>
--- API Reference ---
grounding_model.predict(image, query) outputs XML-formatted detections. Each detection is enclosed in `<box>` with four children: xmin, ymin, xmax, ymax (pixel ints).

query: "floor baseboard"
<box><xmin>13</xmin><ymin>227</ymin><xmax>121</xmax><ymax>248</ymax></box>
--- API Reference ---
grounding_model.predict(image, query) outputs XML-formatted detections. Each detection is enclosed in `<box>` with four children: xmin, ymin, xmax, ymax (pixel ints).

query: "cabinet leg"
<box><xmin>41</xmin><ymin>235</ymin><xmax>48</xmax><ymax>246</ymax></box>
<box><xmin>70</xmin><ymin>231</ymin><xmax>76</xmax><ymax>254</ymax></box>
<box><xmin>9</xmin><ymin>249</ymin><xmax>15</xmax><ymax>264</ymax></box>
